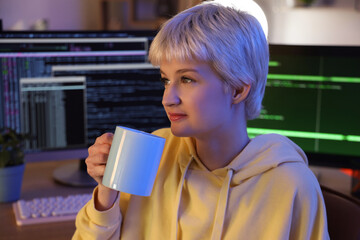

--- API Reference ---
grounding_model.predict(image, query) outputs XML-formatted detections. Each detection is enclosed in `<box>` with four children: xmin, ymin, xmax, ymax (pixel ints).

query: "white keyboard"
<box><xmin>12</xmin><ymin>193</ymin><xmax>92</xmax><ymax>226</ymax></box>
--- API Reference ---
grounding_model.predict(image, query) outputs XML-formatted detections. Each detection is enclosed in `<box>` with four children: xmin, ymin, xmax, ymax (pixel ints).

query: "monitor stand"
<box><xmin>53</xmin><ymin>159</ymin><xmax>97</xmax><ymax>187</ymax></box>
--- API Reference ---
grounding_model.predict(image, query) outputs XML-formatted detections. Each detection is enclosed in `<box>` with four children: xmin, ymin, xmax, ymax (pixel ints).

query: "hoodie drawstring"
<box><xmin>171</xmin><ymin>156</ymin><xmax>193</xmax><ymax>239</ymax></box>
<box><xmin>211</xmin><ymin>168</ymin><xmax>234</xmax><ymax>240</ymax></box>
<box><xmin>171</xmin><ymin>158</ymin><xmax>234</xmax><ymax>240</ymax></box>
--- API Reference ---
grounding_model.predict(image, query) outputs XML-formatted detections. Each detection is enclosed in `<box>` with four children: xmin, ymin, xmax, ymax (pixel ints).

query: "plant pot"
<box><xmin>0</xmin><ymin>164</ymin><xmax>25</xmax><ymax>203</ymax></box>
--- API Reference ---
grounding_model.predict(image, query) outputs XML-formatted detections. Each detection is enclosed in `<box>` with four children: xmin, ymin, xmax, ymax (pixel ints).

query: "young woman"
<box><xmin>73</xmin><ymin>2</ymin><xmax>329</xmax><ymax>239</ymax></box>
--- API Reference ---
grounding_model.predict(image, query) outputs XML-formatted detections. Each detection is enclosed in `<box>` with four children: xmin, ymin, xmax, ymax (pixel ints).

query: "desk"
<box><xmin>0</xmin><ymin>159</ymin><xmax>94</xmax><ymax>240</ymax></box>
<box><xmin>0</xmin><ymin>160</ymin><xmax>356</xmax><ymax>239</ymax></box>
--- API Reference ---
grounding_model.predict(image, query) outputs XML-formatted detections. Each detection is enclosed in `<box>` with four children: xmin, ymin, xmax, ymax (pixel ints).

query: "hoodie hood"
<box><xmin>180</xmin><ymin>133</ymin><xmax>308</xmax><ymax>183</ymax></box>
<box><xmin>228</xmin><ymin>133</ymin><xmax>308</xmax><ymax>184</ymax></box>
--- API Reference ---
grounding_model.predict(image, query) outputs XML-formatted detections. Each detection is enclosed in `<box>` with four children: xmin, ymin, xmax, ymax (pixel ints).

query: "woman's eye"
<box><xmin>181</xmin><ymin>77</ymin><xmax>194</xmax><ymax>84</ymax></box>
<box><xmin>160</xmin><ymin>77</ymin><xmax>170</xmax><ymax>86</ymax></box>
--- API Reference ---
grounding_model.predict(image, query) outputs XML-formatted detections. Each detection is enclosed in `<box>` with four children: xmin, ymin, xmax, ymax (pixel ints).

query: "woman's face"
<box><xmin>160</xmin><ymin>59</ymin><xmax>235</xmax><ymax>139</ymax></box>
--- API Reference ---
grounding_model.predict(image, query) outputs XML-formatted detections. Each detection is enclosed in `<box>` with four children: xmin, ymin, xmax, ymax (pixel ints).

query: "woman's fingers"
<box><xmin>88</xmin><ymin>143</ymin><xmax>111</xmax><ymax>157</ymax></box>
<box><xmin>94</xmin><ymin>132</ymin><xmax>114</xmax><ymax>145</ymax></box>
<box><xmin>85</xmin><ymin>132</ymin><xmax>114</xmax><ymax>184</ymax></box>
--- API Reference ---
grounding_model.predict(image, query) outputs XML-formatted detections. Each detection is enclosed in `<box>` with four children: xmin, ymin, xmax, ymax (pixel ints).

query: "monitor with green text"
<box><xmin>247</xmin><ymin>44</ymin><xmax>360</xmax><ymax>169</ymax></box>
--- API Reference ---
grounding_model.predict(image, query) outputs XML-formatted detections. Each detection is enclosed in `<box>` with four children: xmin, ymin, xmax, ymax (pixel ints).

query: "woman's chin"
<box><xmin>170</xmin><ymin>125</ymin><xmax>192</xmax><ymax>137</ymax></box>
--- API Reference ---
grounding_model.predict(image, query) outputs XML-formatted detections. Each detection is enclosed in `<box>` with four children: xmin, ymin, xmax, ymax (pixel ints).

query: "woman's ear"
<box><xmin>232</xmin><ymin>84</ymin><xmax>251</xmax><ymax>104</ymax></box>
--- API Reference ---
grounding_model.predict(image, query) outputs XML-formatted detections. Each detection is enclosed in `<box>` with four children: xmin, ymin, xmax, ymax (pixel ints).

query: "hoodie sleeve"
<box><xmin>288</xmin><ymin>168</ymin><xmax>329</xmax><ymax>240</ymax></box>
<box><xmin>72</xmin><ymin>187</ymin><xmax>122</xmax><ymax>240</ymax></box>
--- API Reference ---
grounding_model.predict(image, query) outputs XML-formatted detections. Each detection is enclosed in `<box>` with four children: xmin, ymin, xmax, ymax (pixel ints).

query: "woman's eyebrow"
<box><xmin>159</xmin><ymin>68</ymin><xmax>199</xmax><ymax>75</ymax></box>
<box><xmin>176</xmin><ymin>68</ymin><xmax>198</xmax><ymax>74</ymax></box>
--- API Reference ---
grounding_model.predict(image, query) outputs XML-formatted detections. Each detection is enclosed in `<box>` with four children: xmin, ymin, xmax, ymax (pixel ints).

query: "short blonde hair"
<box><xmin>149</xmin><ymin>3</ymin><xmax>269</xmax><ymax>120</ymax></box>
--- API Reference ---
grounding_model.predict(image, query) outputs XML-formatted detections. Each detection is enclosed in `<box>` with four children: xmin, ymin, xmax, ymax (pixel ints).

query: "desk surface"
<box><xmin>0</xmin><ymin>159</ymin><xmax>356</xmax><ymax>239</ymax></box>
<box><xmin>0</xmin><ymin>159</ymin><xmax>94</xmax><ymax>240</ymax></box>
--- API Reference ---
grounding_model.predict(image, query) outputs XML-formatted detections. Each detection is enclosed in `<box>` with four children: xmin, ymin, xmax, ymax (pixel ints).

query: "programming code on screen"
<box><xmin>247</xmin><ymin>45</ymin><xmax>360</xmax><ymax>158</ymax></box>
<box><xmin>20</xmin><ymin>77</ymin><xmax>86</xmax><ymax>149</ymax></box>
<box><xmin>0</xmin><ymin>32</ymin><xmax>169</xmax><ymax>152</ymax></box>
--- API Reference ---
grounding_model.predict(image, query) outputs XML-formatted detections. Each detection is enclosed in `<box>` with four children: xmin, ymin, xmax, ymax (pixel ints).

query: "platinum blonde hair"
<box><xmin>148</xmin><ymin>2</ymin><xmax>269</xmax><ymax>120</ymax></box>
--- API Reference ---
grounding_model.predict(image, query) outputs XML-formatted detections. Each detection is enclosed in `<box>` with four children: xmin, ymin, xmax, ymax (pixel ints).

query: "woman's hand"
<box><xmin>86</xmin><ymin>132</ymin><xmax>113</xmax><ymax>184</ymax></box>
<box><xmin>85</xmin><ymin>132</ymin><xmax>119</xmax><ymax>211</ymax></box>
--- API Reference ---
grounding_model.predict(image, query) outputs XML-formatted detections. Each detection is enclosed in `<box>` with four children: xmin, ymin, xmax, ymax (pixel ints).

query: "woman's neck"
<box><xmin>194</xmin><ymin>126</ymin><xmax>250</xmax><ymax>171</ymax></box>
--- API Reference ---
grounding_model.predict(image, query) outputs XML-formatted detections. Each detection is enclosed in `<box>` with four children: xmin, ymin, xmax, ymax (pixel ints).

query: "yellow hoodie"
<box><xmin>73</xmin><ymin>128</ymin><xmax>329</xmax><ymax>240</ymax></box>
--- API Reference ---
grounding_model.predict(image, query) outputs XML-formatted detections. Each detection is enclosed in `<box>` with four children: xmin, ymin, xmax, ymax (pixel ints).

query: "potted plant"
<box><xmin>0</xmin><ymin>128</ymin><xmax>28</xmax><ymax>202</ymax></box>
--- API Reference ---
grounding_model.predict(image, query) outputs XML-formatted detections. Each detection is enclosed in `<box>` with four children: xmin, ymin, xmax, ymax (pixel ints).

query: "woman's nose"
<box><xmin>162</xmin><ymin>84</ymin><xmax>181</xmax><ymax>107</ymax></box>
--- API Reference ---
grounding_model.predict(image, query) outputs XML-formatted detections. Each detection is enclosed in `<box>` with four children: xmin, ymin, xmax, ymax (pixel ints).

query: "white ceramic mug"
<box><xmin>102</xmin><ymin>126</ymin><xmax>165</xmax><ymax>196</ymax></box>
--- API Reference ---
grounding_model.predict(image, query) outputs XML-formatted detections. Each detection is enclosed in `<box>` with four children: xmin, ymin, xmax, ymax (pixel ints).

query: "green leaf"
<box><xmin>0</xmin><ymin>151</ymin><xmax>11</xmax><ymax>168</ymax></box>
<box><xmin>0</xmin><ymin>128</ymin><xmax>29</xmax><ymax>168</ymax></box>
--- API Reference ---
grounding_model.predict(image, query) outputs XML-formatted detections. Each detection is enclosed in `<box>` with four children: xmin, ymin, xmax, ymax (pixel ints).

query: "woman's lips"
<box><xmin>168</xmin><ymin>113</ymin><xmax>187</xmax><ymax>122</ymax></box>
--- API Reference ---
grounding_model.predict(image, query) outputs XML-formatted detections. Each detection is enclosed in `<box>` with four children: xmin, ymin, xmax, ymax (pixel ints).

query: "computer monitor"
<box><xmin>0</xmin><ymin>30</ymin><xmax>170</xmax><ymax>186</ymax></box>
<box><xmin>2</xmin><ymin>31</ymin><xmax>360</xmax><ymax>188</ymax></box>
<box><xmin>248</xmin><ymin>44</ymin><xmax>360</xmax><ymax>169</ymax></box>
